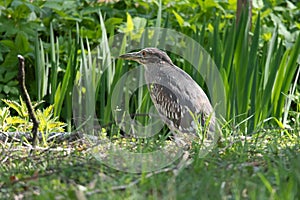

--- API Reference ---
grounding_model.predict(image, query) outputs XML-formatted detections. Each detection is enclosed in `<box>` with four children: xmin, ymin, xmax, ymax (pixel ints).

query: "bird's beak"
<box><xmin>119</xmin><ymin>52</ymin><xmax>142</xmax><ymax>61</ymax></box>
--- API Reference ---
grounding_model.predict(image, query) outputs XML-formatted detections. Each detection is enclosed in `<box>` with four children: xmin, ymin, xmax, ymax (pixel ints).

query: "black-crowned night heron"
<box><xmin>119</xmin><ymin>48</ymin><xmax>216</xmax><ymax>141</ymax></box>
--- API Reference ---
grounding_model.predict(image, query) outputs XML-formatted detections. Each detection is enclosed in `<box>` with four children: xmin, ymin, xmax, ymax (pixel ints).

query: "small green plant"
<box><xmin>1</xmin><ymin>97</ymin><xmax>66</xmax><ymax>145</ymax></box>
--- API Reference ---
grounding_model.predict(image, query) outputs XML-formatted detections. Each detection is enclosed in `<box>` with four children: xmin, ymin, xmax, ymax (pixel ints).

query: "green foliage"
<box><xmin>0</xmin><ymin>0</ymin><xmax>115</xmax><ymax>105</ymax></box>
<box><xmin>253</xmin><ymin>0</ymin><xmax>300</xmax><ymax>44</ymax></box>
<box><xmin>206</xmin><ymin>11</ymin><xmax>300</xmax><ymax>132</ymax></box>
<box><xmin>0</xmin><ymin>97</ymin><xmax>66</xmax><ymax>136</ymax></box>
<box><xmin>1</xmin><ymin>0</ymin><xmax>299</xmax><ymax>132</ymax></box>
<box><xmin>0</xmin><ymin>0</ymin><xmax>44</xmax><ymax>102</ymax></box>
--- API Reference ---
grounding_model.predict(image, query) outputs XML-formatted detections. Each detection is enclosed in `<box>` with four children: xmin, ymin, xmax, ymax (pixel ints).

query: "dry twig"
<box><xmin>17</xmin><ymin>55</ymin><xmax>40</xmax><ymax>150</ymax></box>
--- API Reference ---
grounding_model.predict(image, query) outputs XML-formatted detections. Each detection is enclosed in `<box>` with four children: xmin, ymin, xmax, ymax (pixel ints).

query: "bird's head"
<box><xmin>119</xmin><ymin>48</ymin><xmax>173</xmax><ymax>66</ymax></box>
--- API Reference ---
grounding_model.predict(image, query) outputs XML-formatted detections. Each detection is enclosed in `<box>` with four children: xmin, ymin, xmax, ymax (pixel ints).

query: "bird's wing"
<box><xmin>148</xmin><ymin>83</ymin><xmax>182</xmax><ymax>130</ymax></box>
<box><xmin>161</xmin><ymin>64</ymin><xmax>213</xmax><ymax>112</ymax></box>
<box><xmin>167</xmin><ymin>68</ymin><xmax>216</xmax><ymax>132</ymax></box>
<box><xmin>145</xmin><ymin>63</ymin><xmax>215</xmax><ymax>133</ymax></box>
<box><xmin>160</xmin><ymin>65</ymin><xmax>215</xmax><ymax>131</ymax></box>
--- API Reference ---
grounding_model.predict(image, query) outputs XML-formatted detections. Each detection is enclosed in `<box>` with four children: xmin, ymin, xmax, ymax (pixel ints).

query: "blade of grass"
<box><xmin>246</xmin><ymin>13</ymin><xmax>260</xmax><ymax>131</ymax></box>
<box><xmin>50</xmin><ymin>22</ymin><xmax>58</xmax><ymax>104</ymax></box>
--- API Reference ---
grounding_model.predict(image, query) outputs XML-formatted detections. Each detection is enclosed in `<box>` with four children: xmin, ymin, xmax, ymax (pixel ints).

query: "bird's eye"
<box><xmin>142</xmin><ymin>51</ymin><xmax>147</xmax><ymax>57</ymax></box>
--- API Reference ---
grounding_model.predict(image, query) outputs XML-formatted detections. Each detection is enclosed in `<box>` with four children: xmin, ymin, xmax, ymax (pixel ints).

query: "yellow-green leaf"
<box><xmin>126</xmin><ymin>12</ymin><xmax>134</xmax><ymax>32</ymax></box>
<box><xmin>6</xmin><ymin>116</ymin><xmax>27</xmax><ymax>124</ymax></box>
<box><xmin>172</xmin><ymin>10</ymin><xmax>184</xmax><ymax>28</ymax></box>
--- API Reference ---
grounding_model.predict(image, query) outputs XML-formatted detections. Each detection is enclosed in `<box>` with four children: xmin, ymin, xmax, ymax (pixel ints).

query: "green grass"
<box><xmin>0</xmin><ymin>127</ymin><xmax>299</xmax><ymax>199</ymax></box>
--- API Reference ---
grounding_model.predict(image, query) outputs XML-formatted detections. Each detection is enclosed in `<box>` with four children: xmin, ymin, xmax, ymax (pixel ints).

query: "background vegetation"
<box><xmin>0</xmin><ymin>0</ymin><xmax>299</xmax><ymax>199</ymax></box>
